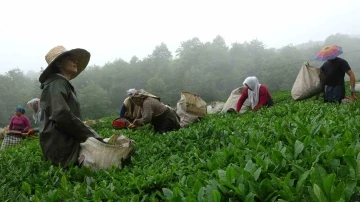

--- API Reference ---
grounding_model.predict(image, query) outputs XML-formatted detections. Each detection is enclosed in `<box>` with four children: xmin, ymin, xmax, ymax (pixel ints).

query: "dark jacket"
<box><xmin>39</xmin><ymin>74</ymin><xmax>101</xmax><ymax>167</ymax></box>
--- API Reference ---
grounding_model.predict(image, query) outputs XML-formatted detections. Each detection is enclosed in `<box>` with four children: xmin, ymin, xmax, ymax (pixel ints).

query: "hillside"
<box><xmin>1</xmin><ymin>87</ymin><xmax>360</xmax><ymax>201</ymax></box>
<box><xmin>2</xmin><ymin>34</ymin><xmax>360</xmax><ymax>127</ymax></box>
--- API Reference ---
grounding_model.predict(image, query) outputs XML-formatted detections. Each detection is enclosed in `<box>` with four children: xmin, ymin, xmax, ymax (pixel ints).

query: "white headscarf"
<box><xmin>27</xmin><ymin>98</ymin><xmax>40</xmax><ymax>123</ymax></box>
<box><xmin>126</xmin><ymin>88</ymin><xmax>136</xmax><ymax>96</ymax></box>
<box><xmin>243</xmin><ymin>76</ymin><xmax>261</xmax><ymax>109</ymax></box>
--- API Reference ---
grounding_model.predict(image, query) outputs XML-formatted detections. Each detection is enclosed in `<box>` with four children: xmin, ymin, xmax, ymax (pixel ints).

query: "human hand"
<box><xmin>128</xmin><ymin>123</ymin><xmax>137</xmax><ymax>129</ymax></box>
<box><xmin>352</xmin><ymin>92</ymin><xmax>357</xmax><ymax>100</ymax></box>
<box><xmin>351</xmin><ymin>88</ymin><xmax>357</xmax><ymax>100</ymax></box>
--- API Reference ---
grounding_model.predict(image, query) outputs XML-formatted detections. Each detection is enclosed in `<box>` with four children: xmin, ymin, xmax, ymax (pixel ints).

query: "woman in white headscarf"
<box><xmin>119</xmin><ymin>88</ymin><xmax>139</xmax><ymax>122</ymax></box>
<box><xmin>27</xmin><ymin>98</ymin><xmax>41</xmax><ymax>132</ymax></box>
<box><xmin>236</xmin><ymin>76</ymin><xmax>273</xmax><ymax>112</ymax></box>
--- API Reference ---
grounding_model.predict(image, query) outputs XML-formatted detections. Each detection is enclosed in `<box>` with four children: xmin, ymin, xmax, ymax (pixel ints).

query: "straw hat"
<box><xmin>39</xmin><ymin>45</ymin><xmax>90</xmax><ymax>83</ymax></box>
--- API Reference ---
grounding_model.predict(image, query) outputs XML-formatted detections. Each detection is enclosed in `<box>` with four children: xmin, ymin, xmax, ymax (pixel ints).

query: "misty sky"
<box><xmin>0</xmin><ymin>0</ymin><xmax>359</xmax><ymax>74</ymax></box>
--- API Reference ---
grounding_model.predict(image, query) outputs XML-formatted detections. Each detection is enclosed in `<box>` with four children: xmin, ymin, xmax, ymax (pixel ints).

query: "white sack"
<box><xmin>79</xmin><ymin>135</ymin><xmax>135</xmax><ymax>170</ymax></box>
<box><xmin>354</xmin><ymin>82</ymin><xmax>360</xmax><ymax>92</ymax></box>
<box><xmin>176</xmin><ymin>92</ymin><xmax>207</xmax><ymax>128</ymax></box>
<box><xmin>221</xmin><ymin>87</ymin><xmax>251</xmax><ymax>114</ymax></box>
<box><xmin>291</xmin><ymin>63</ymin><xmax>321</xmax><ymax>101</ymax></box>
<box><xmin>207</xmin><ymin>102</ymin><xmax>225</xmax><ymax>114</ymax></box>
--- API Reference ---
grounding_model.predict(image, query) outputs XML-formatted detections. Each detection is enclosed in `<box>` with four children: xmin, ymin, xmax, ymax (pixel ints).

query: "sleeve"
<box><xmin>8</xmin><ymin>117</ymin><xmax>14</xmax><ymax>130</ymax></box>
<box><xmin>134</xmin><ymin>100</ymin><xmax>153</xmax><ymax>125</ymax></box>
<box><xmin>253</xmin><ymin>86</ymin><xmax>269</xmax><ymax>111</ymax></box>
<box><xmin>23</xmin><ymin>116</ymin><xmax>31</xmax><ymax>132</ymax></box>
<box><xmin>43</xmin><ymin>80</ymin><xmax>101</xmax><ymax>142</ymax></box>
<box><xmin>136</xmin><ymin>108</ymin><xmax>142</xmax><ymax>119</ymax></box>
<box><xmin>320</xmin><ymin>63</ymin><xmax>325</xmax><ymax>71</ymax></box>
<box><xmin>120</xmin><ymin>104</ymin><xmax>126</xmax><ymax>118</ymax></box>
<box><xmin>236</xmin><ymin>88</ymin><xmax>249</xmax><ymax>112</ymax></box>
<box><xmin>340</xmin><ymin>59</ymin><xmax>351</xmax><ymax>73</ymax></box>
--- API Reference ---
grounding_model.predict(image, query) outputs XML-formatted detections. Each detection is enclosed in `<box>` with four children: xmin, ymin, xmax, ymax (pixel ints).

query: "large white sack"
<box><xmin>0</xmin><ymin>126</ymin><xmax>9</xmax><ymax>139</ymax></box>
<box><xmin>355</xmin><ymin>82</ymin><xmax>360</xmax><ymax>92</ymax></box>
<box><xmin>207</xmin><ymin>102</ymin><xmax>225</xmax><ymax>114</ymax></box>
<box><xmin>176</xmin><ymin>92</ymin><xmax>207</xmax><ymax>128</ymax></box>
<box><xmin>79</xmin><ymin>136</ymin><xmax>135</xmax><ymax>170</ymax></box>
<box><xmin>291</xmin><ymin>63</ymin><xmax>321</xmax><ymax>101</ymax></box>
<box><xmin>221</xmin><ymin>87</ymin><xmax>251</xmax><ymax>114</ymax></box>
<box><xmin>0</xmin><ymin>128</ymin><xmax>5</xmax><ymax>139</ymax></box>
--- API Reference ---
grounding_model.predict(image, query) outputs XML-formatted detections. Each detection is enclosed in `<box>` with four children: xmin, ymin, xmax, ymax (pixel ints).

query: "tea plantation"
<box><xmin>1</xmin><ymin>89</ymin><xmax>360</xmax><ymax>202</ymax></box>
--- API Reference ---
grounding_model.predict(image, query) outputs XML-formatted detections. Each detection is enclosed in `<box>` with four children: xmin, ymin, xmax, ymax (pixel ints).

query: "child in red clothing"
<box><xmin>236</xmin><ymin>76</ymin><xmax>273</xmax><ymax>112</ymax></box>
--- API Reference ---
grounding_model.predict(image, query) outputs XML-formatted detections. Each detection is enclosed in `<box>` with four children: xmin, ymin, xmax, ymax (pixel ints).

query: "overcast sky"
<box><xmin>0</xmin><ymin>0</ymin><xmax>359</xmax><ymax>74</ymax></box>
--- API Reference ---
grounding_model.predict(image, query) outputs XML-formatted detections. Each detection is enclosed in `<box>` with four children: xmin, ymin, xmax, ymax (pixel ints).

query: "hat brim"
<box><xmin>39</xmin><ymin>48</ymin><xmax>90</xmax><ymax>83</ymax></box>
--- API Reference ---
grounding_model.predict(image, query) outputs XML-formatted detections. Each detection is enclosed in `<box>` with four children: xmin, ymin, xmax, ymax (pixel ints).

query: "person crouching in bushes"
<box><xmin>119</xmin><ymin>88</ymin><xmax>139</xmax><ymax>123</ymax></box>
<box><xmin>236</xmin><ymin>76</ymin><xmax>273</xmax><ymax>112</ymax></box>
<box><xmin>38</xmin><ymin>45</ymin><xmax>104</xmax><ymax>168</ymax></box>
<box><xmin>27</xmin><ymin>98</ymin><xmax>41</xmax><ymax>132</ymax></box>
<box><xmin>1</xmin><ymin>106</ymin><xmax>31</xmax><ymax>150</ymax></box>
<box><xmin>129</xmin><ymin>92</ymin><xmax>180</xmax><ymax>133</ymax></box>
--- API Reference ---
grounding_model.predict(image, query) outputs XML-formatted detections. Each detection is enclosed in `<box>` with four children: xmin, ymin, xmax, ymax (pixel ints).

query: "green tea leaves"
<box><xmin>294</xmin><ymin>140</ymin><xmax>304</xmax><ymax>159</ymax></box>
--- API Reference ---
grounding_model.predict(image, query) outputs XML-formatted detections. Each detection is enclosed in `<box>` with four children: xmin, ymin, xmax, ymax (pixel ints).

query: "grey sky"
<box><xmin>0</xmin><ymin>0</ymin><xmax>359</xmax><ymax>74</ymax></box>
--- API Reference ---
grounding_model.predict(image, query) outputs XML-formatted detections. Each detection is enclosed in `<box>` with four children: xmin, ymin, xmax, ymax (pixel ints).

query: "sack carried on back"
<box><xmin>291</xmin><ymin>62</ymin><xmax>322</xmax><ymax>101</ymax></box>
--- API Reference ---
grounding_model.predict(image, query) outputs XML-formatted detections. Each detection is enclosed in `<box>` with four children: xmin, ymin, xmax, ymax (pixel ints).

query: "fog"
<box><xmin>1</xmin><ymin>0</ymin><xmax>360</xmax><ymax>125</ymax></box>
<box><xmin>0</xmin><ymin>0</ymin><xmax>359</xmax><ymax>74</ymax></box>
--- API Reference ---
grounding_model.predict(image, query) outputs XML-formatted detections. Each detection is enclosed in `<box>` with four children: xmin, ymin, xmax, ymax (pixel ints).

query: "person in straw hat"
<box><xmin>38</xmin><ymin>45</ymin><xmax>103</xmax><ymax>168</ymax></box>
<box><xmin>129</xmin><ymin>90</ymin><xmax>180</xmax><ymax>133</ymax></box>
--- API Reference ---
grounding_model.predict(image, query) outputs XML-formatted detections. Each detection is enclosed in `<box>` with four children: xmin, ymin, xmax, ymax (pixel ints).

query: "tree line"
<box><xmin>1</xmin><ymin>33</ymin><xmax>360</xmax><ymax>126</ymax></box>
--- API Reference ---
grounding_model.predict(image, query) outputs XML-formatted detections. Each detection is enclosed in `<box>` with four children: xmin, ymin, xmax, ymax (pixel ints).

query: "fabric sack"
<box><xmin>221</xmin><ymin>87</ymin><xmax>251</xmax><ymax>114</ymax></box>
<box><xmin>79</xmin><ymin>135</ymin><xmax>135</xmax><ymax>170</ymax></box>
<box><xmin>112</xmin><ymin>118</ymin><xmax>130</xmax><ymax>129</ymax></box>
<box><xmin>176</xmin><ymin>92</ymin><xmax>207</xmax><ymax>128</ymax></box>
<box><xmin>291</xmin><ymin>62</ymin><xmax>321</xmax><ymax>101</ymax></box>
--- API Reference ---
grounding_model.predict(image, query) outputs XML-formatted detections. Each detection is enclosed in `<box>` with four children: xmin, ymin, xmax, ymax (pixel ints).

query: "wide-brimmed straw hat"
<box><xmin>39</xmin><ymin>45</ymin><xmax>90</xmax><ymax>83</ymax></box>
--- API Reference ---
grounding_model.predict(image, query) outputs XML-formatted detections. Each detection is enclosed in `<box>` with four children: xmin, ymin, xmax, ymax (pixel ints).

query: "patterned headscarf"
<box><xmin>15</xmin><ymin>106</ymin><xmax>25</xmax><ymax>114</ymax></box>
<box><xmin>131</xmin><ymin>92</ymin><xmax>148</xmax><ymax>101</ymax></box>
<box><xmin>131</xmin><ymin>89</ymin><xmax>160</xmax><ymax>101</ymax></box>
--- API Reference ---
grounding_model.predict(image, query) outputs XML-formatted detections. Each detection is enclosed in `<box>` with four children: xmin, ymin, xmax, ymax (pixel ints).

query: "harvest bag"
<box><xmin>207</xmin><ymin>102</ymin><xmax>225</xmax><ymax>114</ymax></box>
<box><xmin>79</xmin><ymin>136</ymin><xmax>135</xmax><ymax>170</ymax></box>
<box><xmin>176</xmin><ymin>92</ymin><xmax>207</xmax><ymax>128</ymax></box>
<box><xmin>112</xmin><ymin>118</ymin><xmax>130</xmax><ymax>129</ymax></box>
<box><xmin>355</xmin><ymin>82</ymin><xmax>360</xmax><ymax>92</ymax></box>
<box><xmin>291</xmin><ymin>63</ymin><xmax>321</xmax><ymax>101</ymax></box>
<box><xmin>221</xmin><ymin>87</ymin><xmax>251</xmax><ymax>114</ymax></box>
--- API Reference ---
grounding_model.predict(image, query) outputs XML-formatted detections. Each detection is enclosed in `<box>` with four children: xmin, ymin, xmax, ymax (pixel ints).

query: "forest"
<box><xmin>0</xmin><ymin>33</ymin><xmax>360</xmax><ymax>126</ymax></box>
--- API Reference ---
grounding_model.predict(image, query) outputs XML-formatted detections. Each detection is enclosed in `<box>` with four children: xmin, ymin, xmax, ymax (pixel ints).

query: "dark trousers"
<box><xmin>324</xmin><ymin>85</ymin><xmax>345</xmax><ymax>103</ymax></box>
<box><xmin>151</xmin><ymin>108</ymin><xmax>180</xmax><ymax>133</ymax></box>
